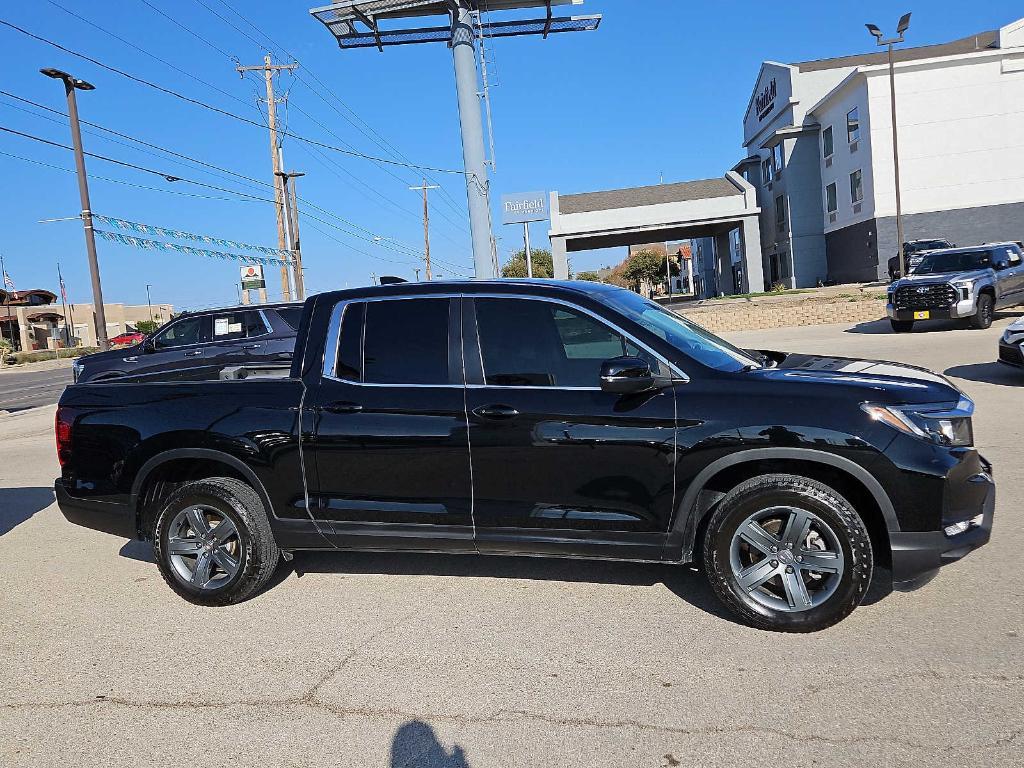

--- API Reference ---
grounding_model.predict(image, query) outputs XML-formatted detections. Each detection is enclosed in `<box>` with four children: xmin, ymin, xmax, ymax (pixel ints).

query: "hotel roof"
<box><xmin>792</xmin><ymin>30</ymin><xmax>999</xmax><ymax>73</ymax></box>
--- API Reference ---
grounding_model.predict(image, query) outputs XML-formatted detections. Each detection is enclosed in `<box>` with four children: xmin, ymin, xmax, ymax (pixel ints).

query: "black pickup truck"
<box><xmin>56</xmin><ymin>280</ymin><xmax>994</xmax><ymax>632</ymax></box>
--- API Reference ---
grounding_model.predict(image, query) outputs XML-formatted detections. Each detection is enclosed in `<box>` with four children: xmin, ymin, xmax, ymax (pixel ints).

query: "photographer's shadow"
<box><xmin>391</xmin><ymin>720</ymin><xmax>469</xmax><ymax>768</ymax></box>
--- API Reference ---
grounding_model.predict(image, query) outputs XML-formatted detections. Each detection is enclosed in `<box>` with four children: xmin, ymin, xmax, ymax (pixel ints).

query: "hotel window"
<box><xmin>761</xmin><ymin>157</ymin><xmax>773</xmax><ymax>185</ymax></box>
<box><xmin>775</xmin><ymin>195</ymin><xmax>786</xmax><ymax>231</ymax></box>
<box><xmin>825</xmin><ymin>182</ymin><xmax>838</xmax><ymax>213</ymax></box>
<box><xmin>846</xmin><ymin>107</ymin><xmax>860</xmax><ymax>143</ymax></box>
<box><xmin>822</xmin><ymin>125</ymin><xmax>834</xmax><ymax>158</ymax></box>
<box><xmin>772</xmin><ymin>143</ymin><xmax>784</xmax><ymax>176</ymax></box>
<box><xmin>849</xmin><ymin>170</ymin><xmax>863</xmax><ymax>204</ymax></box>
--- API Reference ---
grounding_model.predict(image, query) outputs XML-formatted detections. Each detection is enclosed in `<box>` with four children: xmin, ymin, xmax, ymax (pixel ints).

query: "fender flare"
<box><xmin>130</xmin><ymin>448</ymin><xmax>275</xmax><ymax>526</ymax></box>
<box><xmin>672</xmin><ymin>447</ymin><xmax>900</xmax><ymax>560</ymax></box>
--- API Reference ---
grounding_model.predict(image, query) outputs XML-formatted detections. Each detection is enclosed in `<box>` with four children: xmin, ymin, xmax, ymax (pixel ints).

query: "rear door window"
<box><xmin>210</xmin><ymin>311</ymin><xmax>269</xmax><ymax>342</ymax></box>
<box><xmin>275</xmin><ymin>306</ymin><xmax>304</xmax><ymax>331</ymax></box>
<box><xmin>362</xmin><ymin>298</ymin><xmax>451</xmax><ymax>385</ymax></box>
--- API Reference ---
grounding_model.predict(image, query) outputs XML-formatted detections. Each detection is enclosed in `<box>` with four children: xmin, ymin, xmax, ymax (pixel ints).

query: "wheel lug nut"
<box><xmin>785</xmin><ymin>566</ymin><xmax>795</xmax><ymax>574</ymax></box>
<box><xmin>770</xmin><ymin>560</ymin><xmax>779</xmax><ymax>568</ymax></box>
<box><xmin>796</xmin><ymin>556</ymin><xmax>803</xmax><ymax>562</ymax></box>
<box><xmin>770</xmin><ymin>546</ymin><xmax>778</xmax><ymax>553</ymax></box>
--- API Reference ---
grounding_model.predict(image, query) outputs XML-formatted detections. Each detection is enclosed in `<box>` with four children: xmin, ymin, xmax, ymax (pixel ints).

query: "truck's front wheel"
<box><xmin>153</xmin><ymin>477</ymin><xmax>279</xmax><ymax>606</ymax></box>
<box><xmin>703</xmin><ymin>474</ymin><xmax>873</xmax><ymax>632</ymax></box>
<box><xmin>969</xmin><ymin>293</ymin><xmax>994</xmax><ymax>329</ymax></box>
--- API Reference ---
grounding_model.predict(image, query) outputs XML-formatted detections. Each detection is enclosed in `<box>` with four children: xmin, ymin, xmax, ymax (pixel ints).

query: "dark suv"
<box><xmin>72</xmin><ymin>302</ymin><xmax>302</xmax><ymax>383</ymax></box>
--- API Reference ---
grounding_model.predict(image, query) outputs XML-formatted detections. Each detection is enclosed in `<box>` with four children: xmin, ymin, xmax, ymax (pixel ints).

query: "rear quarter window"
<box><xmin>275</xmin><ymin>306</ymin><xmax>304</xmax><ymax>331</ymax></box>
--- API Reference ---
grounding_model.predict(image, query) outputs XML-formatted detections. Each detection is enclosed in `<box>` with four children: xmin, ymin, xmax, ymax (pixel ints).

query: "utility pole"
<box><xmin>145</xmin><ymin>283</ymin><xmax>154</xmax><ymax>324</ymax></box>
<box><xmin>410</xmin><ymin>179</ymin><xmax>439</xmax><ymax>280</ymax></box>
<box><xmin>277</xmin><ymin>168</ymin><xmax>306</xmax><ymax>300</ymax></box>
<box><xmin>41</xmin><ymin>68</ymin><xmax>110</xmax><ymax>351</ymax></box>
<box><xmin>237</xmin><ymin>55</ymin><xmax>298</xmax><ymax>300</ymax></box>
<box><xmin>522</xmin><ymin>222</ymin><xmax>533</xmax><ymax>278</ymax></box>
<box><xmin>1</xmin><ymin>253</ymin><xmax>16</xmax><ymax>349</ymax></box>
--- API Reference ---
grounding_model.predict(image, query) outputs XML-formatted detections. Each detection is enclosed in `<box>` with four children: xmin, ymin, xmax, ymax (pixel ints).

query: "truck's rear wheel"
<box><xmin>703</xmin><ymin>474</ymin><xmax>872</xmax><ymax>632</ymax></box>
<box><xmin>153</xmin><ymin>477</ymin><xmax>279</xmax><ymax>606</ymax></box>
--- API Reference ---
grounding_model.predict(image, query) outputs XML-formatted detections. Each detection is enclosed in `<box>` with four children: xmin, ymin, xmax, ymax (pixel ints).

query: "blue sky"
<box><xmin>1</xmin><ymin>0</ymin><xmax>1019</xmax><ymax>310</ymax></box>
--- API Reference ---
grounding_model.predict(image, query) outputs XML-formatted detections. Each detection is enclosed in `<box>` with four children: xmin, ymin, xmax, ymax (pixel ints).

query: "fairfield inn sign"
<box><xmin>755</xmin><ymin>78</ymin><xmax>777</xmax><ymax>121</ymax></box>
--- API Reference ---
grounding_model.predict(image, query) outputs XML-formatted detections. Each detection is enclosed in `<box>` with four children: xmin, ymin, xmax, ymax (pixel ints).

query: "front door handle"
<box><xmin>323</xmin><ymin>401</ymin><xmax>363</xmax><ymax>414</ymax></box>
<box><xmin>473</xmin><ymin>404</ymin><xmax>519</xmax><ymax>420</ymax></box>
<box><xmin>184</xmin><ymin>350</ymin><xmax>202</xmax><ymax>357</ymax></box>
<box><xmin>241</xmin><ymin>343</ymin><xmax>262</xmax><ymax>350</ymax></box>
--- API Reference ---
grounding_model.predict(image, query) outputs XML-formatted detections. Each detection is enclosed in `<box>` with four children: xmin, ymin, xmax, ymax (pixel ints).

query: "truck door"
<box><xmin>306</xmin><ymin>294</ymin><xmax>474</xmax><ymax>552</ymax></box>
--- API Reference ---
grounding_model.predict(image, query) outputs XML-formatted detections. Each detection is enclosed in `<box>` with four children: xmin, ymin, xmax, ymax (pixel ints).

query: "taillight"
<box><xmin>55</xmin><ymin>407</ymin><xmax>73</xmax><ymax>467</ymax></box>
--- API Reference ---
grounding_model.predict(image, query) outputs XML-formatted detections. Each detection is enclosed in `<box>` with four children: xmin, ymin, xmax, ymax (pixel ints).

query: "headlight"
<box><xmin>861</xmin><ymin>398</ymin><xmax>974</xmax><ymax>447</ymax></box>
<box><xmin>950</xmin><ymin>279</ymin><xmax>975</xmax><ymax>301</ymax></box>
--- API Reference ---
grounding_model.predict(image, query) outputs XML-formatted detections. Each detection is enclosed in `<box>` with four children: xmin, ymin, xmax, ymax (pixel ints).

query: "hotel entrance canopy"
<box><xmin>548</xmin><ymin>172</ymin><xmax>765</xmax><ymax>293</ymax></box>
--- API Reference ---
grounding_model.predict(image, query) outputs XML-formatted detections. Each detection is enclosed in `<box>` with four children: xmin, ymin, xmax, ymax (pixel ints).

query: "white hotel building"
<box><xmin>734</xmin><ymin>16</ymin><xmax>1024</xmax><ymax>287</ymax></box>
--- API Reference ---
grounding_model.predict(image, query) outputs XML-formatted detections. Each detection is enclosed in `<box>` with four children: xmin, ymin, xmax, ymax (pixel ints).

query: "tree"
<box><xmin>134</xmin><ymin>319</ymin><xmax>160</xmax><ymax>335</ymax></box>
<box><xmin>0</xmin><ymin>337</ymin><xmax>11</xmax><ymax>367</ymax></box>
<box><xmin>622</xmin><ymin>249</ymin><xmax>664</xmax><ymax>290</ymax></box>
<box><xmin>501</xmin><ymin>247</ymin><xmax>554</xmax><ymax>278</ymax></box>
<box><xmin>575</xmin><ymin>271</ymin><xmax>601</xmax><ymax>282</ymax></box>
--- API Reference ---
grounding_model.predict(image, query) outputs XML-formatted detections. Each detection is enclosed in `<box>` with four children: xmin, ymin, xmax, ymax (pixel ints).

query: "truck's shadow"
<box><xmin>0</xmin><ymin>486</ymin><xmax>55</xmax><ymax>537</ymax></box>
<box><xmin>279</xmin><ymin>550</ymin><xmax>893</xmax><ymax>624</ymax></box>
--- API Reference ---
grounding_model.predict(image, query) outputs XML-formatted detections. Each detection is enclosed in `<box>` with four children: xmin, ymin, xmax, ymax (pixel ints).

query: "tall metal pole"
<box><xmin>277</xmin><ymin>166</ymin><xmax>306</xmax><ymax>300</ymax></box>
<box><xmin>523</xmin><ymin>222</ymin><xmax>533</xmax><ymax>278</ymax></box>
<box><xmin>888</xmin><ymin>42</ymin><xmax>906</xmax><ymax>280</ymax></box>
<box><xmin>1</xmin><ymin>253</ymin><xmax>16</xmax><ymax>349</ymax></box>
<box><xmin>146</xmin><ymin>283</ymin><xmax>153</xmax><ymax>324</ymax></box>
<box><xmin>49</xmin><ymin>74</ymin><xmax>110</xmax><ymax>351</ymax></box>
<box><xmin>451</xmin><ymin>4</ymin><xmax>495</xmax><ymax>279</ymax></box>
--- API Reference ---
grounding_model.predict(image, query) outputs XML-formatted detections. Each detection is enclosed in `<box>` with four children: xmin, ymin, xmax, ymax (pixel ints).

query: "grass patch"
<box><xmin>7</xmin><ymin>347</ymin><xmax>100</xmax><ymax>365</ymax></box>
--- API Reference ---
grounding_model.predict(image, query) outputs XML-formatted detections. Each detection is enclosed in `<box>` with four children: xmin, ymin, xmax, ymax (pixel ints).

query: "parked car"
<box><xmin>109</xmin><ymin>331</ymin><xmax>147</xmax><ymax>347</ymax></box>
<box><xmin>997</xmin><ymin>316</ymin><xmax>1024</xmax><ymax>368</ymax></box>
<box><xmin>72</xmin><ymin>302</ymin><xmax>303</xmax><ymax>383</ymax></box>
<box><xmin>55</xmin><ymin>281</ymin><xmax>993</xmax><ymax>632</ymax></box>
<box><xmin>887</xmin><ymin>239</ymin><xmax>954</xmax><ymax>281</ymax></box>
<box><xmin>886</xmin><ymin>243</ymin><xmax>1024</xmax><ymax>332</ymax></box>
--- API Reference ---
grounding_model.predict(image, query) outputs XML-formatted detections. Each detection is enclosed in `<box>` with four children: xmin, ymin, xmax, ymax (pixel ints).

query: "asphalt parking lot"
<box><xmin>0</xmin><ymin>362</ymin><xmax>74</xmax><ymax>413</ymax></box>
<box><xmin>1</xmin><ymin>315</ymin><xmax>1022</xmax><ymax>767</ymax></box>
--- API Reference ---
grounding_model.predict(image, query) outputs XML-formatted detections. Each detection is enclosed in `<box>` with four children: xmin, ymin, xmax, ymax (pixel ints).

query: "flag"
<box><xmin>58</xmin><ymin>267</ymin><xmax>68</xmax><ymax>304</ymax></box>
<box><xmin>2</xmin><ymin>270</ymin><xmax>15</xmax><ymax>301</ymax></box>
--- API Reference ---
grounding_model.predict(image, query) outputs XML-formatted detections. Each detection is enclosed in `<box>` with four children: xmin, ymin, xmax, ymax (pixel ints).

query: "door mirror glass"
<box><xmin>141</xmin><ymin>337</ymin><xmax>156</xmax><ymax>353</ymax></box>
<box><xmin>993</xmin><ymin>257</ymin><xmax>1011</xmax><ymax>270</ymax></box>
<box><xmin>600</xmin><ymin>356</ymin><xmax>655</xmax><ymax>394</ymax></box>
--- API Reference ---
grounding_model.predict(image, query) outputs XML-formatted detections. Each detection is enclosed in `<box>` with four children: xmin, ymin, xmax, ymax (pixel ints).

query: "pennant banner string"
<box><xmin>94</xmin><ymin>214</ymin><xmax>292</xmax><ymax>258</ymax></box>
<box><xmin>94</xmin><ymin>229</ymin><xmax>287</xmax><ymax>266</ymax></box>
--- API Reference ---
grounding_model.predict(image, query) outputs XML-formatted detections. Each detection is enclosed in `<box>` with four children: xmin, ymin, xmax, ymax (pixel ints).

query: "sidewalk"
<box><xmin>0</xmin><ymin>356</ymin><xmax>76</xmax><ymax>376</ymax></box>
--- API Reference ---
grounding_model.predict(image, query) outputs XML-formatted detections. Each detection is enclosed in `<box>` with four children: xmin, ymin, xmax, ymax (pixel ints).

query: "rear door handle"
<box><xmin>184</xmin><ymin>350</ymin><xmax>203</xmax><ymax>357</ymax></box>
<box><xmin>323</xmin><ymin>401</ymin><xmax>363</xmax><ymax>414</ymax></box>
<box><xmin>473</xmin><ymin>404</ymin><xmax>519</xmax><ymax>420</ymax></box>
<box><xmin>242</xmin><ymin>343</ymin><xmax>262</xmax><ymax>350</ymax></box>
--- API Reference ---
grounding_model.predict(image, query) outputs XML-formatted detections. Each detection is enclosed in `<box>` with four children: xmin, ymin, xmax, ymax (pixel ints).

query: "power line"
<box><xmin>0</xmin><ymin>18</ymin><xmax>465</xmax><ymax>174</ymax></box>
<box><xmin>0</xmin><ymin>149</ymin><xmax>258</xmax><ymax>202</ymax></box>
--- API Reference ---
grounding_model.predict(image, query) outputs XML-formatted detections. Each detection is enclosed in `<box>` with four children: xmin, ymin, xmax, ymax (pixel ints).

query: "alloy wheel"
<box><xmin>729</xmin><ymin>505</ymin><xmax>845</xmax><ymax>612</ymax></box>
<box><xmin>166</xmin><ymin>505</ymin><xmax>242</xmax><ymax>590</ymax></box>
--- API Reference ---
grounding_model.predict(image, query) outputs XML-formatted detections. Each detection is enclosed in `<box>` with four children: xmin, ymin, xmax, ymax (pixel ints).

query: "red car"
<box><xmin>110</xmin><ymin>332</ymin><xmax>147</xmax><ymax>346</ymax></box>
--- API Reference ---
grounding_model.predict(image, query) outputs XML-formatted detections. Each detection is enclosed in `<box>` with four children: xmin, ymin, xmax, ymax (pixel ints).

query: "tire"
<box><xmin>703</xmin><ymin>474</ymin><xmax>873</xmax><ymax>633</ymax></box>
<box><xmin>153</xmin><ymin>477</ymin><xmax>279</xmax><ymax>606</ymax></box>
<box><xmin>890</xmin><ymin>319</ymin><xmax>914</xmax><ymax>333</ymax></box>
<box><xmin>970</xmin><ymin>293</ymin><xmax>994</xmax><ymax>330</ymax></box>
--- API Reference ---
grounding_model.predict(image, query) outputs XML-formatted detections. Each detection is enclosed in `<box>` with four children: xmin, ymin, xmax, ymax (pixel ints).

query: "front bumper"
<box><xmin>55</xmin><ymin>479</ymin><xmax>136</xmax><ymax>539</ymax></box>
<box><xmin>886</xmin><ymin>299</ymin><xmax>976</xmax><ymax>321</ymax></box>
<box><xmin>998</xmin><ymin>340</ymin><xmax>1024</xmax><ymax>368</ymax></box>
<box><xmin>888</xmin><ymin>461</ymin><xmax>994</xmax><ymax>591</ymax></box>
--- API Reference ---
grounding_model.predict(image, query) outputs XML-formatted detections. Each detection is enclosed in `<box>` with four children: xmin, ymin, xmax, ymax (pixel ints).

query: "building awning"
<box><xmin>26</xmin><ymin>311</ymin><xmax>63</xmax><ymax>323</ymax></box>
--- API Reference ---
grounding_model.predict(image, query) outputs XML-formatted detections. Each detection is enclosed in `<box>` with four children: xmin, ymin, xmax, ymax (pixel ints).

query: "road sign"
<box><xmin>240</xmin><ymin>265</ymin><xmax>265</xmax><ymax>290</ymax></box>
<box><xmin>501</xmin><ymin>192</ymin><xmax>549</xmax><ymax>225</ymax></box>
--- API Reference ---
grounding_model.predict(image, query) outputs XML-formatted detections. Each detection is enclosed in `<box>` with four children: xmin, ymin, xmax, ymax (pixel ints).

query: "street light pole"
<box><xmin>146</xmin><ymin>283</ymin><xmax>153</xmax><ymax>325</ymax></box>
<box><xmin>276</xmin><ymin>169</ymin><xmax>306</xmax><ymax>300</ymax></box>
<box><xmin>866</xmin><ymin>14</ymin><xmax>911</xmax><ymax>279</ymax></box>
<box><xmin>41</xmin><ymin>68</ymin><xmax>110</xmax><ymax>351</ymax></box>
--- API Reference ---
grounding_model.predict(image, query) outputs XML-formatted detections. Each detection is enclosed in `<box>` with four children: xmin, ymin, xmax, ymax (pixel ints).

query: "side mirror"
<box><xmin>141</xmin><ymin>337</ymin><xmax>157</xmax><ymax>353</ymax></box>
<box><xmin>600</xmin><ymin>356</ymin><xmax>656</xmax><ymax>394</ymax></box>
<box><xmin>993</xmin><ymin>258</ymin><xmax>1010</xmax><ymax>271</ymax></box>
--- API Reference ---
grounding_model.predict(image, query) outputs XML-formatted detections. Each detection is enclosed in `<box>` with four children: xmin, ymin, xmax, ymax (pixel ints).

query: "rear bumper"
<box><xmin>889</xmin><ymin>469</ymin><xmax>994</xmax><ymax>591</ymax></box>
<box><xmin>55</xmin><ymin>479</ymin><xmax>136</xmax><ymax>539</ymax></box>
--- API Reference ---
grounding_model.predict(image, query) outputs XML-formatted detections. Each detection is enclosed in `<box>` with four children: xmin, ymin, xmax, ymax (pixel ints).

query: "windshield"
<box><xmin>602</xmin><ymin>289</ymin><xmax>762</xmax><ymax>372</ymax></box>
<box><xmin>913</xmin><ymin>249</ymin><xmax>993</xmax><ymax>275</ymax></box>
<box><xmin>905</xmin><ymin>240</ymin><xmax>949</xmax><ymax>255</ymax></box>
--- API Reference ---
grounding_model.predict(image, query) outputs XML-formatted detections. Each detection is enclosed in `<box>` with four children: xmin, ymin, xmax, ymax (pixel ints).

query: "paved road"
<box><xmin>0</xmin><ymin>317</ymin><xmax>1022</xmax><ymax>767</ymax></box>
<box><xmin>0</xmin><ymin>365</ymin><xmax>73</xmax><ymax>412</ymax></box>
